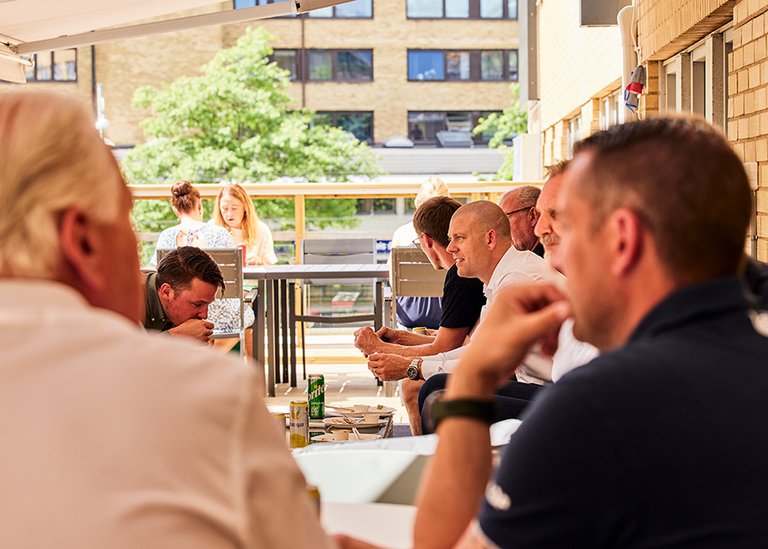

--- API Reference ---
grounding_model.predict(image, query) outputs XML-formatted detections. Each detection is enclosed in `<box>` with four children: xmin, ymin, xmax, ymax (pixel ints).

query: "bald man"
<box><xmin>499</xmin><ymin>186</ymin><xmax>544</xmax><ymax>257</ymax></box>
<box><xmin>367</xmin><ymin>201</ymin><xmax>562</xmax><ymax>432</ymax></box>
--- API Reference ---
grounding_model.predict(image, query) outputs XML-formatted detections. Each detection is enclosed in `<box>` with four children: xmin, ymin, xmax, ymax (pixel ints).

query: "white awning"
<box><xmin>0</xmin><ymin>0</ymin><xmax>350</xmax><ymax>83</ymax></box>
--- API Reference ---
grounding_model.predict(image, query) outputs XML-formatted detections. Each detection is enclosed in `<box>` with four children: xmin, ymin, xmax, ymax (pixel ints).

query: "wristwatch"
<box><xmin>429</xmin><ymin>397</ymin><xmax>497</xmax><ymax>430</ymax></box>
<box><xmin>406</xmin><ymin>358</ymin><xmax>422</xmax><ymax>381</ymax></box>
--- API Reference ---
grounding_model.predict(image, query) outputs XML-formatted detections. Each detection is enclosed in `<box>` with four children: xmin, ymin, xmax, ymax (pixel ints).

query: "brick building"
<box><xmin>521</xmin><ymin>0</ymin><xmax>768</xmax><ymax>260</ymax></box>
<box><xmin>12</xmin><ymin>0</ymin><xmax>520</xmax><ymax>150</ymax></box>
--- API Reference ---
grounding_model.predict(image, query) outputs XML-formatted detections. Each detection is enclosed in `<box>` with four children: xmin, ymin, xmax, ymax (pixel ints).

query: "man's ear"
<box><xmin>58</xmin><ymin>207</ymin><xmax>104</xmax><ymax>294</ymax></box>
<box><xmin>158</xmin><ymin>282</ymin><xmax>175</xmax><ymax>302</ymax></box>
<box><xmin>609</xmin><ymin>208</ymin><xmax>644</xmax><ymax>277</ymax></box>
<box><xmin>486</xmin><ymin>229</ymin><xmax>498</xmax><ymax>249</ymax></box>
<box><xmin>529</xmin><ymin>207</ymin><xmax>540</xmax><ymax>227</ymax></box>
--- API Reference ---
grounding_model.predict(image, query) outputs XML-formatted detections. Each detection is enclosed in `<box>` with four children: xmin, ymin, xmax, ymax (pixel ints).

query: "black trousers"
<box><xmin>418</xmin><ymin>373</ymin><xmax>546</xmax><ymax>434</ymax></box>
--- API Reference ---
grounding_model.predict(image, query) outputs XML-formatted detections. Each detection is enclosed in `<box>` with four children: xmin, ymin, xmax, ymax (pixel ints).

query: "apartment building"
<box><xmin>521</xmin><ymin>0</ymin><xmax>768</xmax><ymax>260</ymax></box>
<box><xmin>11</xmin><ymin>0</ymin><xmax>519</xmax><ymax>151</ymax></box>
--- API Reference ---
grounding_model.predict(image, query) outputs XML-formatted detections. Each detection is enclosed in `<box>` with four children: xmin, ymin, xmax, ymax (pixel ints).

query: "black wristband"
<box><xmin>430</xmin><ymin>397</ymin><xmax>497</xmax><ymax>430</ymax></box>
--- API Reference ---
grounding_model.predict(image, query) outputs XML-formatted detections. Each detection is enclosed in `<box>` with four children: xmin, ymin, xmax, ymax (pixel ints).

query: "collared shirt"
<box><xmin>421</xmin><ymin>246</ymin><xmax>563</xmax><ymax>380</ymax></box>
<box><xmin>143</xmin><ymin>271</ymin><xmax>174</xmax><ymax>332</ymax></box>
<box><xmin>0</xmin><ymin>280</ymin><xmax>332</xmax><ymax>549</ymax></box>
<box><xmin>478</xmin><ymin>277</ymin><xmax>768</xmax><ymax>547</ymax></box>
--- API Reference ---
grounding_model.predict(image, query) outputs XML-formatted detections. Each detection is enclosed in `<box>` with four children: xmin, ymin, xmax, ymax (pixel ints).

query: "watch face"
<box><xmin>407</xmin><ymin>364</ymin><xmax>419</xmax><ymax>380</ymax></box>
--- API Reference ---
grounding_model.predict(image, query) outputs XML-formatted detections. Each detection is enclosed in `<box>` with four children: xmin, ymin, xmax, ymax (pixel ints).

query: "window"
<box><xmin>24</xmin><ymin>49</ymin><xmax>77</xmax><ymax>82</ymax></box>
<box><xmin>272</xmin><ymin>49</ymin><xmax>373</xmax><ymax>82</ymax></box>
<box><xmin>408</xmin><ymin>111</ymin><xmax>502</xmax><ymax>145</ymax></box>
<box><xmin>308</xmin><ymin>0</ymin><xmax>372</xmax><ymax>18</ymax></box>
<box><xmin>273</xmin><ymin>50</ymin><xmax>298</xmax><ymax>80</ymax></box>
<box><xmin>407</xmin><ymin>0</ymin><xmax>517</xmax><ymax>19</ymax></box>
<box><xmin>408</xmin><ymin>50</ymin><xmax>518</xmax><ymax>81</ymax></box>
<box><xmin>313</xmin><ymin>112</ymin><xmax>373</xmax><ymax>142</ymax></box>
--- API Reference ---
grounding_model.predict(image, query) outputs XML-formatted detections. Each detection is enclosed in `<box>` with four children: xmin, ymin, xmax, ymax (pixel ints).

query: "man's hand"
<box><xmin>448</xmin><ymin>283</ymin><xmax>571</xmax><ymax>399</ymax></box>
<box><xmin>375</xmin><ymin>326</ymin><xmax>401</xmax><ymax>344</ymax></box>
<box><xmin>167</xmin><ymin>319</ymin><xmax>214</xmax><ymax>343</ymax></box>
<box><xmin>353</xmin><ymin>326</ymin><xmax>383</xmax><ymax>356</ymax></box>
<box><xmin>367</xmin><ymin>352</ymin><xmax>410</xmax><ymax>381</ymax></box>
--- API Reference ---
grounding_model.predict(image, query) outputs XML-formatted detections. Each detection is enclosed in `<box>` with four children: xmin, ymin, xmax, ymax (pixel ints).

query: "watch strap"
<box><xmin>430</xmin><ymin>398</ymin><xmax>497</xmax><ymax>429</ymax></box>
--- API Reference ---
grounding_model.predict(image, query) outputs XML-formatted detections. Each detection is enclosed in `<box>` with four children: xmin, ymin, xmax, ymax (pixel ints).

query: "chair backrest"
<box><xmin>155</xmin><ymin>248</ymin><xmax>243</xmax><ymax>298</ymax></box>
<box><xmin>391</xmin><ymin>247</ymin><xmax>446</xmax><ymax>298</ymax></box>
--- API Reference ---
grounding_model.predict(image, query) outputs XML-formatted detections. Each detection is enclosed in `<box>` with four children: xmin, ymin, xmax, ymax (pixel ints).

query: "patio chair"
<box><xmin>291</xmin><ymin>238</ymin><xmax>379</xmax><ymax>378</ymax></box>
<box><xmin>389</xmin><ymin>246</ymin><xmax>446</xmax><ymax>327</ymax></box>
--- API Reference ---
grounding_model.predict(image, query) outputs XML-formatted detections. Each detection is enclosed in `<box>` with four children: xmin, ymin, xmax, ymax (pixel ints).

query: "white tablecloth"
<box><xmin>322</xmin><ymin>502</ymin><xmax>416</xmax><ymax>549</ymax></box>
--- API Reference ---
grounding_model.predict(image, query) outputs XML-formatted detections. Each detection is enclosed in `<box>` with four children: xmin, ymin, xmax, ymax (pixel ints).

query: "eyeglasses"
<box><xmin>504</xmin><ymin>206</ymin><xmax>533</xmax><ymax>218</ymax></box>
<box><xmin>412</xmin><ymin>233</ymin><xmax>427</xmax><ymax>247</ymax></box>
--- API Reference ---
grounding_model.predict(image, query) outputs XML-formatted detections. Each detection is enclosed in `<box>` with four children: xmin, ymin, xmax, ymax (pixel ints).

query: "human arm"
<box><xmin>167</xmin><ymin>319</ymin><xmax>214</xmax><ymax>343</ymax></box>
<box><xmin>354</xmin><ymin>326</ymin><xmax>468</xmax><ymax>357</ymax></box>
<box><xmin>413</xmin><ymin>283</ymin><xmax>570</xmax><ymax>549</ymax></box>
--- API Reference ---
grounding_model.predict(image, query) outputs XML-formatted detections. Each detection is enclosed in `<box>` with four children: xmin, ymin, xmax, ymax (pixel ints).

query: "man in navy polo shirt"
<box><xmin>337</xmin><ymin>116</ymin><xmax>768</xmax><ymax>548</ymax></box>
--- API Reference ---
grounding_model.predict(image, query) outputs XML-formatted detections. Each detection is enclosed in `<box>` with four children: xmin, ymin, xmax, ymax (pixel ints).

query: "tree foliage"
<box><xmin>123</xmin><ymin>27</ymin><xmax>382</xmax><ymax>248</ymax></box>
<box><xmin>473</xmin><ymin>83</ymin><xmax>528</xmax><ymax>180</ymax></box>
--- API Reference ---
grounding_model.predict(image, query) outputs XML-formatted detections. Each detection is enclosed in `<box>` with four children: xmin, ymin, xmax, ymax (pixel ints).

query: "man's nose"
<box><xmin>198</xmin><ymin>305</ymin><xmax>209</xmax><ymax>319</ymax></box>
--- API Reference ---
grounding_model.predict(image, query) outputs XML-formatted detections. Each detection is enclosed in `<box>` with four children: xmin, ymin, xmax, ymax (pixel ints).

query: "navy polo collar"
<box><xmin>628</xmin><ymin>276</ymin><xmax>750</xmax><ymax>343</ymax></box>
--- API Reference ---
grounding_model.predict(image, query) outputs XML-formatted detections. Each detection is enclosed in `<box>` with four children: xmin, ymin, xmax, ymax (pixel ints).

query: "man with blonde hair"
<box><xmin>0</xmin><ymin>91</ymin><xmax>331</xmax><ymax>548</ymax></box>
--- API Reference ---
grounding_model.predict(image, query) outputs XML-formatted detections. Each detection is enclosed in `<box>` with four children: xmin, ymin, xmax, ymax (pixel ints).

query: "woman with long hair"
<box><xmin>213</xmin><ymin>183</ymin><xmax>278</xmax><ymax>266</ymax></box>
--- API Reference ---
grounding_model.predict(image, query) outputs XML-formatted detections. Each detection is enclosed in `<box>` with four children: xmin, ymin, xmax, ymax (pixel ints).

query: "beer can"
<box><xmin>289</xmin><ymin>401</ymin><xmax>309</xmax><ymax>448</ymax></box>
<box><xmin>308</xmin><ymin>374</ymin><xmax>325</xmax><ymax>420</ymax></box>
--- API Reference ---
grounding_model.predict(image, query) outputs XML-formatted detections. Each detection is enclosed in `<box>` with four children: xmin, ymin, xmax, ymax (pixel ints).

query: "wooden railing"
<box><xmin>128</xmin><ymin>180</ymin><xmax>541</xmax><ymax>262</ymax></box>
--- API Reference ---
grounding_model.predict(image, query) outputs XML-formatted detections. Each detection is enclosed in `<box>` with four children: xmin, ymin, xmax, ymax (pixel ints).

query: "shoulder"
<box><xmin>497</xmin><ymin>251</ymin><xmax>562</xmax><ymax>287</ymax></box>
<box><xmin>256</xmin><ymin>220</ymin><xmax>273</xmax><ymax>235</ymax></box>
<box><xmin>444</xmin><ymin>265</ymin><xmax>483</xmax><ymax>291</ymax></box>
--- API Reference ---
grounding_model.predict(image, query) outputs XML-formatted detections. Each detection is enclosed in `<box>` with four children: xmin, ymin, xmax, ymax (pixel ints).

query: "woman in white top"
<box><xmin>212</xmin><ymin>183</ymin><xmax>278</xmax><ymax>266</ymax></box>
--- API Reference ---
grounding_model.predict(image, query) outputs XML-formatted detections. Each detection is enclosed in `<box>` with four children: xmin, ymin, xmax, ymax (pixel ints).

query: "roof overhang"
<box><xmin>0</xmin><ymin>0</ymin><xmax>351</xmax><ymax>83</ymax></box>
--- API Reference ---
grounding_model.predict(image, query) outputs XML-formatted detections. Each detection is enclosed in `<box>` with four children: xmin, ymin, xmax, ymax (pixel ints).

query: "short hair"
<box><xmin>573</xmin><ymin>114</ymin><xmax>751</xmax><ymax>281</ymax></box>
<box><xmin>156</xmin><ymin>247</ymin><xmax>225</xmax><ymax>294</ymax></box>
<box><xmin>454</xmin><ymin>200</ymin><xmax>512</xmax><ymax>241</ymax></box>
<box><xmin>212</xmin><ymin>183</ymin><xmax>262</xmax><ymax>247</ymax></box>
<box><xmin>501</xmin><ymin>186</ymin><xmax>540</xmax><ymax>209</ymax></box>
<box><xmin>171</xmin><ymin>181</ymin><xmax>201</xmax><ymax>214</ymax></box>
<box><xmin>0</xmin><ymin>92</ymin><xmax>121</xmax><ymax>278</ymax></box>
<box><xmin>544</xmin><ymin>160</ymin><xmax>570</xmax><ymax>180</ymax></box>
<box><xmin>415</xmin><ymin>176</ymin><xmax>451</xmax><ymax>208</ymax></box>
<box><xmin>413</xmin><ymin>196</ymin><xmax>462</xmax><ymax>247</ymax></box>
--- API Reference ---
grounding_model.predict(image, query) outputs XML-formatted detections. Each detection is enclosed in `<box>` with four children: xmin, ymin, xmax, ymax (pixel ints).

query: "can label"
<box><xmin>289</xmin><ymin>401</ymin><xmax>309</xmax><ymax>448</ymax></box>
<box><xmin>308</xmin><ymin>374</ymin><xmax>325</xmax><ymax>420</ymax></box>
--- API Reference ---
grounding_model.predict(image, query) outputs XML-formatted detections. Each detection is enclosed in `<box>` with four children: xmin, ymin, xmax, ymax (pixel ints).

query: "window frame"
<box><xmin>234</xmin><ymin>0</ymin><xmax>373</xmax><ymax>18</ymax></box>
<box><xmin>272</xmin><ymin>48</ymin><xmax>374</xmax><ymax>82</ymax></box>
<box><xmin>407</xmin><ymin>110</ymin><xmax>502</xmax><ymax>145</ymax></box>
<box><xmin>24</xmin><ymin>49</ymin><xmax>78</xmax><ymax>83</ymax></box>
<box><xmin>313</xmin><ymin>111</ymin><xmax>374</xmax><ymax>143</ymax></box>
<box><xmin>407</xmin><ymin>49</ymin><xmax>518</xmax><ymax>82</ymax></box>
<box><xmin>406</xmin><ymin>0</ymin><xmax>518</xmax><ymax>20</ymax></box>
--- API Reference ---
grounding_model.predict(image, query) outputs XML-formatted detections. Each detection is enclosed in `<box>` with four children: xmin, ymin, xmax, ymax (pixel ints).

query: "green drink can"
<box><xmin>308</xmin><ymin>374</ymin><xmax>325</xmax><ymax>419</ymax></box>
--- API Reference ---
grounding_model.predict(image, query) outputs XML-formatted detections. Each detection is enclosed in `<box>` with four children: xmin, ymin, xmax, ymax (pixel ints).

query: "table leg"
<box><xmin>374</xmin><ymin>280</ymin><xmax>384</xmax><ymax>331</ymax></box>
<box><xmin>258</xmin><ymin>279</ymin><xmax>274</xmax><ymax>397</ymax></box>
<box><xmin>280</xmin><ymin>279</ymin><xmax>291</xmax><ymax>386</ymax></box>
<box><xmin>289</xmin><ymin>281</ymin><xmax>298</xmax><ymax>385</ymax></box>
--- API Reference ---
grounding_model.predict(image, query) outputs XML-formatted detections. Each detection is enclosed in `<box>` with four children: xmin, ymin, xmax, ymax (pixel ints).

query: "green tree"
<box><xmin>123</xmin><ymin>27</ymin><xmax>382</xmax><ymax>260</ymax></box>
<box><xmin>473</xmin><ymin>83</ymin><xmax>528</xmax><ymax>180</ymax></box>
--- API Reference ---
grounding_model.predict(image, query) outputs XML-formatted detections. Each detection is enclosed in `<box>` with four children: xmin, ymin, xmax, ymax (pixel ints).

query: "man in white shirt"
<box><xmin>366</xmin><ymin>201</ymin><xmax>561</xmax><ymax>428</ymax></box>
<box><xmin>0</xmin><ymin>91</ymin><xmax>331</xmax><ymax>549</ymax></box>
<box><xmin>499</xmin><ymin>186</ymin><xmax>544</xmax><ymax>256</ymax></box>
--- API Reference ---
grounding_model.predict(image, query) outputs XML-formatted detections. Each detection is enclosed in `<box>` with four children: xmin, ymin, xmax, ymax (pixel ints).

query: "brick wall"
<box><xmin>730</xmin><ymin>0</ymin><xmax>768</xmax><ymax>259</ymax></box>
<box><xmin>636</xmin><ymin>0</ymin><xmax>733</xmax><ymax>61</ymax></box>
<box><xmin>44</xmin><ymin>0</ymin><xmax>519</xmax><ymax>147</ymax></box>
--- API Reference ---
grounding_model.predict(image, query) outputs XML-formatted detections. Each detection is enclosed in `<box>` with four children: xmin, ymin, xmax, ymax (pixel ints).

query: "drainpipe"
<box><xmin>90</xmin><ymin>45</ymin><xmax>97</xmax><ymax>109</ymax></box>
<box><xmin>300</xmin><ymin>14</ymin><xmax>306</xmax><ymax>108</ymax></box>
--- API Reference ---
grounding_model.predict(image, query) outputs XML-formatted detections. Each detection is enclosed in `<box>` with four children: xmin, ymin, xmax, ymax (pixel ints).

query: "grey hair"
<box><xmin>501</xmin><ymin>185</ymin><xmax>541</xmax><ymax>209</ymax></box>
<box><xmin>0</xmin><ymin>91</ymin><xmax>121</xmax><ymax>277</ymax></box>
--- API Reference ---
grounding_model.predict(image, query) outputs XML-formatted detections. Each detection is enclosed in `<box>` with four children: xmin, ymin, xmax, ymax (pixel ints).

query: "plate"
<box><xmin>324</xmin><ymin>417</ymin><xmax>385</xmax><ymax>429</ymax></box>
<box><xmin>328</xmin><ymin>404</ymin><xmax>396</xmax><ymax>417</ymax></box>
<box><xmin>311</xmin><ymin>433</ymin><xmax>382</xmax><ymax>443</ymax></box>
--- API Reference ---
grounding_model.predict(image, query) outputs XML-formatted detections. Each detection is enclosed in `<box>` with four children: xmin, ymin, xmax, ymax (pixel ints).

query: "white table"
<box><xmin>245</xmin><ymin>264</ymin><xmax>390</xmax><ymax>396</ymax></box>
<box><xmin>322</xmin><ymin>502</ymin><xmax>416</xmax><ymax>549</ymax></box>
